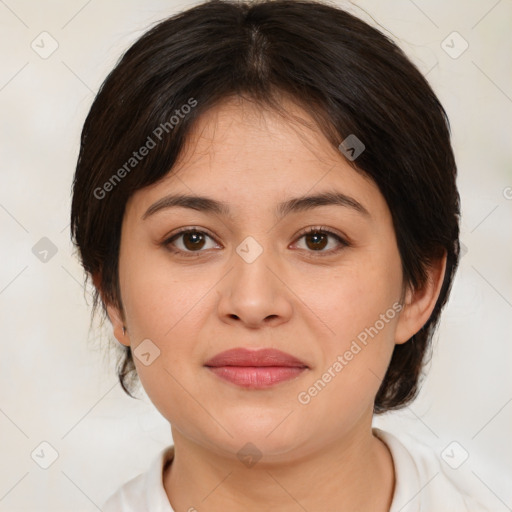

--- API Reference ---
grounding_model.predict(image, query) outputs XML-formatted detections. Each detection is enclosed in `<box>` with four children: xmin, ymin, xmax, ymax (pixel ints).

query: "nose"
<box><xmin>216</xmin><ymin>240</ymin><xmax>293</xmax><ymax>329</ymax></box>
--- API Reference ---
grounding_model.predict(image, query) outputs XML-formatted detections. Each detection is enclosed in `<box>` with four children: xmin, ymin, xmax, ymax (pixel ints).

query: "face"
<box><xmin>109</xmin><ymin>96</ymin><xmax>412</xmax><ymax>462</ymax></box>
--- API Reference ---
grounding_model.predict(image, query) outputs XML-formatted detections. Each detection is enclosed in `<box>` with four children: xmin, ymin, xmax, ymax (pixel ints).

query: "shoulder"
<box><xmin>373</xmin><ymin>428</ymin><xmax>493</xmax><ymax>512</ymax></box>
<box><xmin>101</xmin><ymin>445</ymin><xmax>175</xmax><ymax>512</ymax></box>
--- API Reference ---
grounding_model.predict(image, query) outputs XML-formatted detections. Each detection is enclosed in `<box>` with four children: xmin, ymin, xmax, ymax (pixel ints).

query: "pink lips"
<box><xmin>204</xmin><ymin>348</ymin><xmax>308</xmax><ymax>389</ymax></box>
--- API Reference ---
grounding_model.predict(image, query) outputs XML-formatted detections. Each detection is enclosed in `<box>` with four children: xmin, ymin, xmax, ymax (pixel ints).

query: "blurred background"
<box><xmin>0</xmin><ymin>0</ymin><xmax>511</xmax><ymax>510</ymax></box>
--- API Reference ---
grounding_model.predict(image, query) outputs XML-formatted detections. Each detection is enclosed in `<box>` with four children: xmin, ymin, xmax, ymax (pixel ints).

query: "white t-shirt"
<box><xmin>102</xmin><ymin>428</ymin><xmax>492</xmax><ymax>511</ymax></box>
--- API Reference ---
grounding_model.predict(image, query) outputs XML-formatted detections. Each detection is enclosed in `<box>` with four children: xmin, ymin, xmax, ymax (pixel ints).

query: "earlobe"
<box><xmin>394</xmin><ymin>253</ymin><xmax>447</xmax><ymax>345</ymax></box>
<box><xmin>92</xmin><ymin>272</ymin><xmax>130</xmax><ymax>347</ymax></box>
<box><xmin>105</xmin><ymin>302</ymin><xmax>130</xmax><ymax>346</ymax></box>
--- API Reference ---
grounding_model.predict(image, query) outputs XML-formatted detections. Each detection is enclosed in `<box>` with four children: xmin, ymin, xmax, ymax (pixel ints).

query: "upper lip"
<box><xmin>204</xmin><ymin>348</ymin><xmax>308</xmax><ymax>368</ymax></box>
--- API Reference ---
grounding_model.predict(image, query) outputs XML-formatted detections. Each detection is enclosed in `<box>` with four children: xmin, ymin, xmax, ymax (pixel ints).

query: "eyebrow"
<box><xmin>142</xmin><ymin>190</ymin><xmax>370</xmax><ymax>221</ymax></box>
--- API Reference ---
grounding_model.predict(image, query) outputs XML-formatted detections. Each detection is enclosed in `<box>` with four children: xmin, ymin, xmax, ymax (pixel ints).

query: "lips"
<box><xmin>204</xmin><ymin>348</ymin><xmax>308</xmax><ymax>389</ymax></box>
<box><xmin>205</xmin><ymin>348</ymin><xmax>308</xmax><ymax>368</ymax></box>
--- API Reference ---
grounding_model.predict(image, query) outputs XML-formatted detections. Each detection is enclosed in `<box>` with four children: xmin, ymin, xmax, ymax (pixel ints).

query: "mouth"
<box><xmin>204</xmin><ymin>348</ymin><xmax>309</xmax><ymax>389</ymax></box>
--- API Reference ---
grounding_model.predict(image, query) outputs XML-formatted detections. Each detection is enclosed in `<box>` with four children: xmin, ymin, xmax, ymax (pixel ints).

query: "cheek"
<box><xmin>120</xmin><ymin>252</ymin><xmax>213</xmax><ymax>342</ymax></box>
<box><xmin>303</xmin><ymin>251</ymin><xmax>402</xmax><ymax>394</ymax></box>
<box><xmin>296</xmin><ymin>286</ymin><xmax>401</xmax><ymax>429</ymax></box>
<box><xmin>118</xmin><ymin>251</ymin><xmax>220</xmax><ymax>412</ymax></box>
<box><xmin>318</xmin><ymin>257</ymin><xmax>402</xmax><ymax>344</ymax></box>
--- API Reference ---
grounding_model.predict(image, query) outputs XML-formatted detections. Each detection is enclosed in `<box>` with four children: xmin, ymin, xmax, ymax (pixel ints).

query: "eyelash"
<box><xmin>162</xmin><ymin>226</ymin><xmax>349</xmax><ymax>258</ymax></box>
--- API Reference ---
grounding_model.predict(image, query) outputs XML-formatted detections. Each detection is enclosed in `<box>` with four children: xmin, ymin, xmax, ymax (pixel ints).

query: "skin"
<box><xmin>97</xmin><ymin>95</ymin><xmax>446</xmax><ymax>511</ymax></box>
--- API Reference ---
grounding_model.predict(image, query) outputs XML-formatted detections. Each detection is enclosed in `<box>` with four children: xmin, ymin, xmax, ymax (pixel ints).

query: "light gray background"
<box><xmin>1</xmin><ymin>0</ymin><xmax>511</xmax><ymax>510</ymax></box>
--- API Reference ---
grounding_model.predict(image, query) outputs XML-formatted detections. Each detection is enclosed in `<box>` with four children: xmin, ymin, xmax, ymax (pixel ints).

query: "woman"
<box><xmin>70</xmin><ymin>0</ymin><xmax>489</xmax><ymax>509</ymax></box>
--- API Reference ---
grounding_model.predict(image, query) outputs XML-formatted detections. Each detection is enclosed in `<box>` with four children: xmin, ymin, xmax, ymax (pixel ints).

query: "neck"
<box><xmin>164</xmin><ymin>417</ymin><xmax>395</xmax><ymax>511</ymax></box>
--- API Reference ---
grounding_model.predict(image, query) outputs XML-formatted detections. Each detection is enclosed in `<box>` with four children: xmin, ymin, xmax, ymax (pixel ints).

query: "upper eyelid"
<box><xmin>166</xmin><ymin>227</ymin><xmax>219</xmax><ymax>243</ymax></box>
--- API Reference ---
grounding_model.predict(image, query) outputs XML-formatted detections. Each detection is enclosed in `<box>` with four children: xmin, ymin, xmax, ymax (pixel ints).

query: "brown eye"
<box><xmin>164</xmin><ymin>229</ymin><xmax>219</xmax><ymax>255</ymax></box>
<box><xmin>182</xmin><ymin>231</ymin><xmax>206</xmax><ymax>250</ymax></box>
<box><xmin>294</xmin><ymin>227</ymin><xmax>348</xmax><ymax>255</ymax></box>
<box><xmin>304</xmin><ymin>231</ymin><xmax>329</xmax><ymax>251</ymax></box>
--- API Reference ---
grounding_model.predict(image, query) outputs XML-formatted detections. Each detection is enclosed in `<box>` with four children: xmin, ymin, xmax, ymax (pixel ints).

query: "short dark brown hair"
<box><xmin>70</xmin><ymin>0</ymin><xmax>460</xmax><ymax>413</ymax></box>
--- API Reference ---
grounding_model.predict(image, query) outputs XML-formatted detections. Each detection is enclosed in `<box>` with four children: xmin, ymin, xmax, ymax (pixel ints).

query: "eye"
<box><xmin>163</xmin><ymin>228</ymin><xmax>220</xmax><ymax>256</ymax></box>
<box><xmin>163</xmin><ymin>226</ymin><xmax>349</xmax><ymax>258</ymax></box>
<box><xmin>292</xmin><ymin>226</ymin><xmax>349</xmax><ymax>255</ymax></box>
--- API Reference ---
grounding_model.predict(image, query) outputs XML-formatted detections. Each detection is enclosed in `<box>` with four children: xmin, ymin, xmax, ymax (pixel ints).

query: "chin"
<box><xmin>211</xmin><ymin>417</ymin><xmax>310</xmax><ymax>457</ymax></box>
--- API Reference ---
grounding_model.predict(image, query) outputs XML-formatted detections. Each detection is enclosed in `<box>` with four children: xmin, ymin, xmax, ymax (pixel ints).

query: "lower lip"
<box><xmin>206</xmin><ymin>366</ymin><xmax>306</xmax><ymax>388</ymax></box>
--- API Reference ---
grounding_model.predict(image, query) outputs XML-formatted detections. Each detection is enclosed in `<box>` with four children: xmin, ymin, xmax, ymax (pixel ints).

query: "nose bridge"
<box><xmin>217</xmin><ymin>233</ymin><xmax>292</xmax><ymax>326</ymax></box>
<box><xmin>232</xmin><ymin>234</ymin><xmax>277</xmax><ymax>296</ymax></box>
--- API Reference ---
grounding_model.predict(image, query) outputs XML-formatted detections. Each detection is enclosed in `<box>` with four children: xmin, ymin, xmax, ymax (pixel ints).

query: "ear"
<box><xmin>92</xmin><ymin>272</ymin><xmax>130</xmax><ymax>347</ymax></box>
<box><xmin>394</xmin><ymin>252</ymin><xmax>447</xmax><ymax>345</ymax></box>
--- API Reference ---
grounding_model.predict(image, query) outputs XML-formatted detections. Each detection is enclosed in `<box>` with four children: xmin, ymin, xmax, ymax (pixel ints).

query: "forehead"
<box><xmin>172</xmin><ymin>96</ymin><xmax>345</xmax><ymax>177</ymax></box>
<box><xmin>126</xmin><ymin>96</ymin><xmax>385</xmax><ymax>220</ymax></box>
